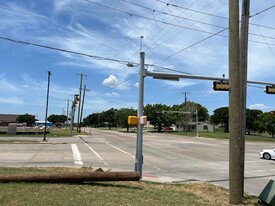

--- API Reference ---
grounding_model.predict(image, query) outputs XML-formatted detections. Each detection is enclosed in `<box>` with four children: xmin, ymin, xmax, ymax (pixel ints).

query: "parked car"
<box><xmin>259</xmin><ymin>149</ymin><xmax>275</xmax><ymax>160</ymax></box>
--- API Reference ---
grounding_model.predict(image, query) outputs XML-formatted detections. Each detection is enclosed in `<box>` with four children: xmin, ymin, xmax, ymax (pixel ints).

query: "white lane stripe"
<box><xmin>83</xmin><ymin>142</ymin><xmax>108</xmax><ymax>166</ymax></box>
<box><xmin>101</xmin><ymin>140</ymin><xmax>135</xmax><ymax>159</ymax></box>
<box><xmin>71</xmin><ymin>144</ymin><xmax>83</xmax><ymax>165</ymax></box>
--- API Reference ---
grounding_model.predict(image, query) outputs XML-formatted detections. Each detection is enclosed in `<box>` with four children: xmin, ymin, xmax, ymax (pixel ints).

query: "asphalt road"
<box><xmin>0</xmin><ymin>128</ymin><xmax>274</xmax><ymax>196</ymax></box>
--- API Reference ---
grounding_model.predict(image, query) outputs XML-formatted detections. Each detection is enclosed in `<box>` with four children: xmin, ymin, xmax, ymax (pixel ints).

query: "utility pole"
<box><xmin>239</xmin><ymin>0</ymin><xmax>250</xmax><ymax>198</ymax></box>
<box><xmin>66</xmin><ymin>99</ymin><xmax>70</xmax><ymax>129</ymax></box>
<box><xmin>43</xmin><ymin>71</ymin><xmax>51</xmax><ymax>141</ymax></box>
<box><xmin>77</xmin><ymin>73</ymin><xmax>87</xmax><ymax>133</ymax></box>
<box><xmin>79</xmin><ymin>84</ymin><xmax>90</xmax><ymax>132</ymax></box>
<box><xmin>69</xmin><ymin>94</ymin><xmax>78</xmax><ymax>136</ymax></box>
<box><xmin>181</xmin><ymin>92</ymin><xmax>188</xmax><ymax>132</ymax></box>
<box><xmin>229</xmin><ymin>0</ymin><xmax>242</xmax><ymax>204</ymax></box>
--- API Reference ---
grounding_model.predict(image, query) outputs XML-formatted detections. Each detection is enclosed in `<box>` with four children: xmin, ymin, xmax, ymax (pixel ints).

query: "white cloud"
<box><xmin>105</xmin><ymin>92</ymin><xmax>120</xmax><ymax>97</ymax></box>
<box><xmin>102</xmin><ymin>75</ymin><xmax>118</xmax><ymax>88</ymax></box>
<box><xmin>0</xmin><ymin>97</ymin><xmax>24</xmax><ymax>105</ymax></box>
<box><xmin>248</xmin><ymin>104</ymin><xmax>271</xmax><ymax>111</ymax></box>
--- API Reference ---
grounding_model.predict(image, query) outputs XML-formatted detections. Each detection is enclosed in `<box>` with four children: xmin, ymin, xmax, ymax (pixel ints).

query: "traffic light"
<box><xmin>265</xmin><ymin>86</ymin><xmax>275</xmax><ymax>94</ymax></box>
<box><xmin>213</xmin><ymin>81</ymin><xmax>229</xmax><ymax>91</ymax></box>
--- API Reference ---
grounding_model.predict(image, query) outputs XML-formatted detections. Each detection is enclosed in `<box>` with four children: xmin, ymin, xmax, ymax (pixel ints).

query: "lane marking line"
<box><xmin>101</xmin><ymin>140</ymin><xmax>135</xmax><ymax>159</ymax></box>
<box><xmin>83</xmin><ymin>142</ymin><xmax>108</xmax><ymax>166</ymax></box>
<box><xmin>71</xmin><ymin>144</ymin><xmax>83</xmax><ymax>165</ymax></box>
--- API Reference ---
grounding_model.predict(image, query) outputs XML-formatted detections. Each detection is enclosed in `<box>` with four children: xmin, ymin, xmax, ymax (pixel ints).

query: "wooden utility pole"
<box><xmin>77</xmin><ymin>73</ymin><xmax>87</xmax><ymax>133</ymax></box>
<box><xmin>239</xmin><ymin>0</ymin><xmax>250</xmax><ymax>198</ymax></box>
<box><xmin>43</xmin><ymin>71</ymin><xmax>51</xmax><ymax>141</ymax></box>
<box><xmin>79</xmin><ymin>84</ymin><xmax>90</xmax><ymax>132</ymax></box>
<box><xmin>229</xmin><ymin>0</ymin><xmax>242</xmax><ymax>204</ymax></box>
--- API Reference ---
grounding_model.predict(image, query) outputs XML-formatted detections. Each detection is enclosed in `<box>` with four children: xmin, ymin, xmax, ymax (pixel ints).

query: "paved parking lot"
<box><xmin>0</xmin><ymin>128</ymin><xmax>274</xmax><ymax>196</ymax></box>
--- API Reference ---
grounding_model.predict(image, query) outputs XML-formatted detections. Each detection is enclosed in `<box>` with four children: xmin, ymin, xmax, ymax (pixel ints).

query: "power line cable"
<box><xmin>0</xmin><ymin>35</ymin><xmax>192</xmax><ymax>75</ymax></box>
<box><xmin>121</xmin><ymin>0</ymin><xmax>225</xmax><ymax>29</ymax></box>
<box><xmin>0</xmin><ymin>35</ymin><xmax>137</xmax><ymax>65</ymax></box>
<box><xmin>250</xmin><ymin>18</ymin><xmax>275</xmax><ymax>58</ymax></box>
<box><xmin>250</xmin><ymin>4</ymin><xmax>275</xmax><ymax>18</ymax></box>
<box><xmin>146</xmin><ymin>1</ymin><xmax>227</xmax><ymax>55</ymax></box>
<box><xmin>153</xmin><ymin>0</ymin><xmax>275</xmax><ymax>31</ymax></box>
<box><xmin>85</xmin><ymin>0</ymin><xmax>275</xmax><ymax>47</ymax></box>
<box><xmin>153</xmin><ymin>0</ymin><xmax>228</xmax><ymax>20</ymax></box>
<box><xmin>154</xmin><ymin>28</ymin><xmax>228</xmax><ymax>64</ymax></box>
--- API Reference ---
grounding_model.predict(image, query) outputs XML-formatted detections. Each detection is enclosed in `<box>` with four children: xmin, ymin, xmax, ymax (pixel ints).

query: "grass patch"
<box><xmin>0</xmin><ymin>167</ymin><xmax>258</xmax><ymax>206</ymax></box>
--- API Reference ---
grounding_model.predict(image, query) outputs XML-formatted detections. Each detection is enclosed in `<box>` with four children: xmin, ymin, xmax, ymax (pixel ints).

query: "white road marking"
<box><xmin>71</xmin><ymin>144</ymin><xmax>83</xmax><ymax>165</ymax></box>
<box><xmin>101</xmin><ymin>140</ymin><xmax>135</xmax><ymax>159</ymax></box>
<box><xmin>83</xmin><ymin>142</ymin><xmax>108</xmax><ymax>166</ymax></box>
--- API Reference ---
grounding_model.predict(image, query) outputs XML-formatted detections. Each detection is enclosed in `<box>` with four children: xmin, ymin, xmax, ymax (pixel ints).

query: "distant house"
<box><xmin>177</xmin><ymin>122</ymin><xmax>214</xmax><ymax>132</ymax></box>
<box><xmin>0</xmin><ymin>114</ymin><xmax>19</xmax><ymax>126</ymax></box>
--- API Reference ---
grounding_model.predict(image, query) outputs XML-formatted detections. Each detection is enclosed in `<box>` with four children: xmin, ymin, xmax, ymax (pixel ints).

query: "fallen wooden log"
<box><xmin>0</xmin><ymin>172</ymin><xmax>141</xmax><ymax>183</ymax></box>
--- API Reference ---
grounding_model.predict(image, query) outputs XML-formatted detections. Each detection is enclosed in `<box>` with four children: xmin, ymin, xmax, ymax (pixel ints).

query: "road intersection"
<box><xmin>0</xmin><ymin>128</ymin><xmax>274</xmax><ymax>196</ymax></box>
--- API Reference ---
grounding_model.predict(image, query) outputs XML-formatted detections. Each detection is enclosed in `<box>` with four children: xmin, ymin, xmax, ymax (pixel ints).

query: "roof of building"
<box><xmin>0</xmin><ymin>114</ymin><xmax>19</xmax><ymax>122</ymax></box>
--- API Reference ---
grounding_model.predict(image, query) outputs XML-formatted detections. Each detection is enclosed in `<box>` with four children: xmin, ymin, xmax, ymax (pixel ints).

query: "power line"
<box><xmin>145</xmin><ymin>1</ymin><xmax>227</xmax><ymax>55</ymax></box>
<box><xmin>85</xmin><ymin>0</ymin><xmax>225</xmax><ymax>36</ymax></box>
<box><xmin>121</xmin><ymin>0</ymin><xmax>226</xmax><ymax>29</ymax></box>
<box><xmin>153</xmin><ymin>0</ymin><xmax>228</xmax><ymax>20</ymax></box>
<box><xmin>250</xmin><ymin>17</ymin><xmax>275</xmax><ymax>58</ymax></box>
<box><xmin>0</xmin><ymin>35</ymin><xmax>136</xmax><ymax>65</ymax></box>
<box><xmin>85</xmin><ymin>0</ymin><xmax>275</xmax><ymax>46</ymax></box>
<box><xmin>154</xmin><ymin>28</ymin><xmax>228</xmax><ymax>64</ymax></box>
<box><xmin>250</xmin><ymin>4</ymin><xmax>275</xmax><ymax>18</ymax></box>
<box><xmin>153</xmin><ymin>0</ymin><xmax>275</xmax><ymax>31</ymax></box>
<box><xmin>0</xmin><ymin>35</ymin><xmax>193</xmax><ymax>75</ymax></box>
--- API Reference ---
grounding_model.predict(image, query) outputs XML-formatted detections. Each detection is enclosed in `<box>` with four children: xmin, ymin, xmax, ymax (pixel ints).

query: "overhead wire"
<box><xmin>153</xmin><ymin>0</ymin><xmax>228</xmax><ymax>20</ymax></box>
<box><xmin>0</xmin><ymin>35</ymin><xmax>190</xmax><ymax>74</ymax></box>
<box><xmin>153</xmin><ymin>27</ymin><xmax>228</xmax><ymax>65</ymax></box>
<box><xmin>85</xmin><ymin>0</ymin><xmax>275</xmax><ymax>51</ymax></box>
<box><xmin>140</xmin><ymin>0</ymin><xmax>202</xmax><ymax>52</ymax></box>
<box><xmin>0</xmin><ymin>35</ymin><xmax>137</xmax><ymax>65</ymax></box>
<box><xmin>153</xmin><ymin>0</ymin><xmax>275</xmax><ymax>31</ymax></box>
<box><xmin>145</xmin><ymin>0</ymin><xmax>227</xmax><ymax>57</ymax></box>
<box><xmin>108</xmin><ymin>0</ymin><xmax>172</xmax><ymax>79</ymax></box>
<box><xmin>250</xmin><ymin>18</ymin><xmax>275</xmax><ymax>58</ymax></box>
<box><xmin>250</xmin><ymin>4</ymin><xmax>275</xmax><ymax>18</ymax></box>
<box><xmin>121</xmin><ymin>0</ymin><xmax>225</xmax><ymax>29</ymax></box>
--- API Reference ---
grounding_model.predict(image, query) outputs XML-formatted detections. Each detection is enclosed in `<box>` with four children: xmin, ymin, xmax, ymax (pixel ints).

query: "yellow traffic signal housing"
<box><xmin>265</xmin><ymin>86</ymin><xmax>275</xmax><ymax>94</ymax></box>
<box><xmin>128</xmin><ymin>116</ymin><xmax>138</xmax><ymax>125</ymax></box>
<box><xmin>213</xmin><ymin>81</ymin><xmax>229</xmax><ymax>91</ymax></box>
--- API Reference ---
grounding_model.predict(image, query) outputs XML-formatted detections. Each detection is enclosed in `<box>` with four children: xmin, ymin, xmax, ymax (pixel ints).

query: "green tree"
<box><xmin>83</xmin><ymin>113</ymin><xmax>99</xmax><ymax>127</ymax></box>
<box><xmin>246</xmin><ymin>109</ymin><xmax>262</xmax><ymax>135</ymax></box>
<box><xmin>257</xmin><ymin>112</ymin><xmax>275</xmax><ymax>138</ymax></box>
<box><xmin>144</xmin><ymin>104</ymin><xmax>172</xmax><ymax>132</ymax></box>
<box><xmin>210</xmin><ymin>107</ymin><xmax>229</xmax><ymax>132</ymax></box>
<box><xmin>100</xmin><ymin>108</ymin><xmax>117</xmax><ymax>130</ymax></box>
<box><xmin>115</xmin><ymin>108</ymin><xmax>137</xmax><ymax>131</ymax></box>
<box><xmin>48</xmin><ymin>114</ymin><xmax>67</xmax><ymax>124</ymax></box>
<box><xmin>16</xmin><ymin>113</ymin><xmax>36</xmax><ymax>126</ymax></box>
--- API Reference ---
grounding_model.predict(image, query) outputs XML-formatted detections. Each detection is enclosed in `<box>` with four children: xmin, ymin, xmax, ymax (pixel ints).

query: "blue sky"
<box><xmin>1</xmin><ymin>0</ymin><xmax>275</xmax><ymax>120</ymax></box>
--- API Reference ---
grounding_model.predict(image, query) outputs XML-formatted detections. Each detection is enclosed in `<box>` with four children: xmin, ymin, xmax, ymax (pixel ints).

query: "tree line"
<box><xmin>211</xmin><ymin>107</ymin><xmax>275</xmax><ymax>137</ymax></box>
<box><xmin>15</xmin><ymin>103</ymin><xmax>275</xmax><ymax>137</ymax></box>
<box><xmin>83</xmin><ymin>101</ymin><xmax>209</xmax><ymax>132</ymax></box>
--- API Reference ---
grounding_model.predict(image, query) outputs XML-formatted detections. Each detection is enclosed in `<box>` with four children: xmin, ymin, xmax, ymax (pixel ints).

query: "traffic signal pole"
<box><xmin>135</xmin><ymin>52</ymin><xmax>145</xmax><ymax>177</ymax></box>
